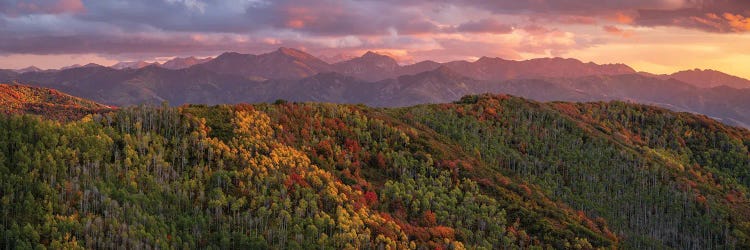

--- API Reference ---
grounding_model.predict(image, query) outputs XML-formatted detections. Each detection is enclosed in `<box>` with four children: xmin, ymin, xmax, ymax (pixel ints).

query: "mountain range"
<box><xmin>3</xmin><ymin>47</ymin><xmax>750</xmax><ymax>127</ymax></box>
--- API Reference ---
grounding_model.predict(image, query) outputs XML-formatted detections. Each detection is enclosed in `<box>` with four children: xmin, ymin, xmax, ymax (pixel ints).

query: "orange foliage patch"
<box><xmin>552</xmin><ymin>103</ymin><xmax>581</xmax><ymax>116</ymax></box>
<box><xmin>422</xmin><ymin>210</ymin><xmax>437</xmax><ymax>227</ymax></box>
<box><xmin>429</xmin><ymin>226</ymin><xmax>454</xmax><ymax>239</ymax></box>
<box><xmin>518</xmin><ymin>184</ymin><xmax>532</xmax><ymax>196</ymax></box>
<box><xmin>283</xmin><ymin>173</ymin><xmax>309</xmax><ymax>191</ymax></box>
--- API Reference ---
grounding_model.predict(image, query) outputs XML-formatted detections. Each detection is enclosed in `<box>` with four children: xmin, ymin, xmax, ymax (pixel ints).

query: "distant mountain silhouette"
<box><xmin>318</xmin><ymin>53</ymin><xmax>357</xmax><ymax>64</ymax></box>
<box><xmin>111</xmin><ymin>61</ymin><xmax>158</xmax><ymax>70</ymax></box>
<box><xmin>667</xmin><ymin>69</ymin><xmax>750</xmax><ymax>89</ymax></box>
<box><xmin>161</xmin><ymin>56</ymin><xmax>212</xmax><ymax>69</ymax></box>
<box><xmin>2</xmin><ymin>47</ymin><xmax>750</xmax><ymax>128</ymax></box>
<box><xmin>333</xmin><ymin>51</ymin><xmax>400</xmax><ymax>81</ymax></box>
<box><xmin>195</xmin><ymin>47</ymin><xmax>333</xmax><ymax>80</ymax></box>
<box><xmin>15</xmin><ymin>66</ymin><xmax>44</xmax><ymax>73</ymax></box>
<box><xmin>443</xmin><ymin>56</ymin><xmax>635</xmax><ymax>81</ymax></box>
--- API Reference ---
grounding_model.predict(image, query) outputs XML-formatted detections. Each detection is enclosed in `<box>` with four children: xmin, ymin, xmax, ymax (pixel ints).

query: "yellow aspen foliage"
<box><xmin>222</xmin><ymin>108</ymin><xmax>414</xmax><ymax>248</ymax></box>
<box><xmin>231</xmin><ymin>110</ymin><xmax>274</xmax><ymax>154</ymax></box>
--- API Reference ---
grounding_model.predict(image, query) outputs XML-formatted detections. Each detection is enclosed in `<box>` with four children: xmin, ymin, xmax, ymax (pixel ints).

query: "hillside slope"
<box><xmin>396</xmin><ymin>95</ymin><xmax>750</xmax><ymax>249</ymax></box>
<box><xmin>486</xmin><ymin>74</ymin><xmax>750</xmax><ymax>128</ymax></box>
<box><xmin>1</xmin><ymin>95</ymin><xmax>749</xmax><ymax>249</ymax></box>
<box><xmin>0</xmin><ymin>83</ymin><xmax>112</xmax><ymax>120</ymax></box>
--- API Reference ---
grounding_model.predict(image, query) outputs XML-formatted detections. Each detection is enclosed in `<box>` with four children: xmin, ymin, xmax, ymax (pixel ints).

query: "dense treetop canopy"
<box><xmin>1</xmin><ymin>94</ymin><xmax>749</xmax><ymax>249</ymax></box>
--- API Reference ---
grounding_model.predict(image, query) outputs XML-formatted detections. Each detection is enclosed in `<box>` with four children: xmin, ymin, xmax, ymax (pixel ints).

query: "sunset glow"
<box><xmin>0</xmin><ymin>0</ymin><xmax>749</xmax><ymax>78</ymax></box>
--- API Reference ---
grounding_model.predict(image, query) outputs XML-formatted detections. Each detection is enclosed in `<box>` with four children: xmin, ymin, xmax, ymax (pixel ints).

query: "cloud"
<box><xmin>557</xmin><ymin>15</ymin><xmax>599</xmax><ymax>25</ymax></box>
<box><xmin>0</xmin><ymin>0</ymin><xmax>85</xmax><ymax>16</ymax></box>
<box><xmin>75</xmin><ymin>0</ymin><xmax>262</xmax><ymax>33</ymax></box>
<box><xmin>0</xmin><ymin>31</ymin><xmax>331</xmax><ymax>58</ymax></box>
<box><xmin>256</xmin><ymin>1</ymin><xmax>440</xmax><ymax>36</ymax></box>
<box><xmin>0</xmin><ymin>0</ymin><xmax>747</xmax><ymax>72</ymax></box>
<box><xmin>517</xmin><ymin>25</ymin><xmax>582</xmax><ymax>56</ymax></box>
<box><xmin>418</xmin><ymin>0</ymin><xmax>750</xmax><ymax>33</ymax></box>
<box><xmin>613</xmin><ymin>12</ymin><xmax>635</xmax><ymax>24</ymax></box>
<box><xmin>164</xmin><ymin>0</ymin><xmax>206</xmax><ymax>13</ymax></box>
<box><xmin>452</xmin><ymin>0</ymin><xmax>690</xmax><ymax>15</ymax></box>
<box><xmin>602</xmin><ymin>25</ymin><xmax>634</xmax><ymax>37</ymax></box>
<box><xmin>561</xmin><ymin>28</ymin><xmax>750</xmax><ymax>78</ymax></box>
<box><xmin>635</xmin><ymin>7</ymin><xmax>750</xmax><ymax>33</ymax></box>
<box><xmin>621</xmin><ymin>0</ymin><xmax>750</xmax><ymax>33</ymax></box>
<box><xmin>454</xmin><ymin>19</ymin><xmax>514</xmax><ymax>34</ymax></box>
<box><xmin>723</xmin><ymin>13</ymin><xmax>750</xmax><ymax>32</ymax></box>
<box><xmin>409</xmin><ymin>38</ymin><xmax>523</xmax><ymax>62</ymax></box>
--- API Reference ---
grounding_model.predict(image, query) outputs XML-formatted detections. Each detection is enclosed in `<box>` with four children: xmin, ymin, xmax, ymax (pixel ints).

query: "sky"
<box><xmin>0</xmin><ymin>0</ymin><xmax>749</xmax><ymax>78</ymax></box>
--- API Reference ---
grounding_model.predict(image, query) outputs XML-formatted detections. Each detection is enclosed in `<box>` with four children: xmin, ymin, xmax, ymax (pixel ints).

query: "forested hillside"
<box><xmin>0</xmin><ymin>83</ymin><xmax>112</xmax><ymax>121</ymax></box>
<box><xmin>1</xmin><ymin>94</ymin><xmax>749</xmax><ymax>249</ymax></box>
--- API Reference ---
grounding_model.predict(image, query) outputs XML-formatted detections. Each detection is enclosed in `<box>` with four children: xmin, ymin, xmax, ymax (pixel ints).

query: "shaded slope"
<box><xmin>391</xmin><ymin>94</ymin><xmax>750</xmax><ymax>248</ymax></box>
<box><xmin>668</xmin><ymin>69</ymin><xmax>750</xmax><ymax>89</ymax></box>
<box><xmin>443</xmin><ymin>57</ymin><xmax>635</xmax><ymax>81</ymax></box>
<box><xmin>333</xmin><ymin>51</ymin><xmax>400</xmax><ymax>82</ymax></box>
<box><xmin>488</xmin><ymin>74</ymin><xmax>750</xmax><ymax>128</ymax></box>
<box><xmin>195</xmin><ymin>47</ymin><xmax>333</xmax><ymax>80</ymax></box>
<box><xmin>160</xmin><ymin>56</ymin><xmax>212</xmax><ymax>69</ymax></box>
<box><xmin>375</xmin><ymin>66</ymin><xmax>483</xmax><ymax>106</ymax></box>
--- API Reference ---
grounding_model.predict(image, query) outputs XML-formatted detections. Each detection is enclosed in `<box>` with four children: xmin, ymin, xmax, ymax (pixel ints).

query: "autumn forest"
<box><xmin>1</xmin><ymin>91</ymin><xmax>749</xmax><ymax>249</ymax></box>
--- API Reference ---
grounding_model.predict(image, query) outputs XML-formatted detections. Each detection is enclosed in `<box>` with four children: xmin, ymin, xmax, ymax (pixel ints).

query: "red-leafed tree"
<box><xmin>364</xmin><ymin>191</ymin><xmax>378</xmax><ymax>206</ymax></box>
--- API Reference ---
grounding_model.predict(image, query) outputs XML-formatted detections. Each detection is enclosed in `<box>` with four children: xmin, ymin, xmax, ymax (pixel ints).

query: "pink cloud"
<box><xmin>9</xmin><ymin>0</ymin><xmax>84</xmax><ymax>16</ymax></box>
<box><xmin>454</xmin><ymin>19</ymin><xmax>514</xmax><ymax>34</ymax></box>
<box><xmin>280</xmin><ymin>6</ymin><xmax>317</xmax><ymax>29</ymax></box>
<box><xmin>634</xmin><ymin>1</ymin><xmax>750</xmax><ymax>33</ymax></box>
<box><xmin>602</xmin><ymin>25</ymin><xmax>634</xmax><ymax>38</ymax></box>
<box><xmin>723</xmin><ymin>13</ymin><xmax>750</xmax><ymax>32</ymax></box>
<box><xmin>517</xmin><ymin>25</ymin><xmax>584</xmax><ymax>56</ymax></box>
<box><xmin>613</xmin><ymin>12</ymin><xmax>635</xmax><ymax>24</ymax></box>
<box><xmin>457</xmin><ymin>0</ymin><xmax>750</xmax><ymax>33</ymax></box>
<box><xmin>558</xmin><ymin>15</ymin><xmax>598</xmax><ymax>25</ymax></box>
